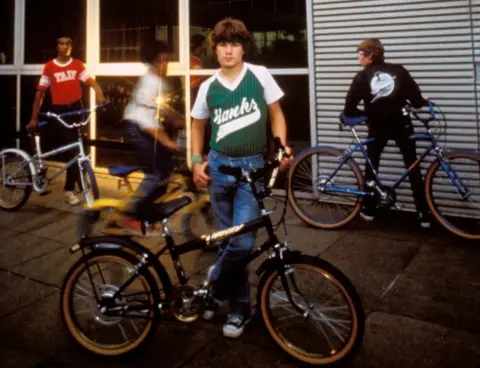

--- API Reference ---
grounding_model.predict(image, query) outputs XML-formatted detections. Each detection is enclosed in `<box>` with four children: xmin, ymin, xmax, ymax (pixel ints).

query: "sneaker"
<box><xmin>359</xmin><ymin>207</ymin><xmax>375</xmax><ymax>221</ymax></box>
<box><xmin>417</xmin><ymin>212</ymin><xmax>431</xmax><ymax>229</ymax></box>
<box><xmin>65</xmin><ymin>191</ymin><xmax>80</xmax><ymax>206</ymax></box>
<box><xmin>116</xmin><ymin>218</ymin><xmax>156</xmax><ymax>236</ymax></box>
<box><xmin>223</xmin><ymin>314</ymin><xmax>252</xmax><ymax>338</ymax></box>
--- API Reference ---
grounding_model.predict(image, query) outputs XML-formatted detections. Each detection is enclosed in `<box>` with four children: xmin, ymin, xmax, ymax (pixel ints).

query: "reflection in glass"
<box><xmin>25</xmin><ymin>0</ymin><xmax>86</xmax><ymax>63</ymax></box>
<box><xmin>100</xmin><ymin>0</ymin><xmax>179</xmax><ymax>63</ymax></box>
<box><xmin>270</xmin><ymin>75</ymin><xmax>311</xmax><ymax>189</ymax></box>
<box><xmin>95</xmin><ymin>76</ymin><xmax>185</xmax><ymax>168</ymax></box>
<box><xmin>0</xmin><ymin>0</ymin><xmax>14</xmax><ymax>64</ymax></box>
<box><xmin>190</xmin><ymin>0</ymin><xmax>307</xmax><ymax>68</ymax></box>
<box><xmin>0</xmin><ymin>77</ymin><xmax>16</xmax><ymax>150</ymax></box>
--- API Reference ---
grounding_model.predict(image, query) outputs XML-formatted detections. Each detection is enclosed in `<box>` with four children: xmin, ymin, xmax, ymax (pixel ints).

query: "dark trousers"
<box><xmin>49</xmin><ymin>100</ymin><xmax>83</xmax><ymax>192</ymax></box>
<box><xmin>364</xmin><ymin>120</ymin><xmax>428</xmax><ymax>213</ymax></box>
<box><xmin>125</xmin><ymin>121</ymin><xmax>173</xmax><ymax>220</ymax></box>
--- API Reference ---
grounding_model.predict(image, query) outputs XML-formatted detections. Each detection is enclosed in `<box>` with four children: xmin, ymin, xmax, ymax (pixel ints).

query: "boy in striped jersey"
<box><xmin>191</xmin><ymin>18</ymin><xmax>292</xmax><ymax>338</ymax></box>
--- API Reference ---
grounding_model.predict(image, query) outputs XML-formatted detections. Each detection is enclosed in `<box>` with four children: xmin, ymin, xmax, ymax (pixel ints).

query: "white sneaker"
<box><xmin>223</xmin><ymin>315</ymin><xmax>252</xmax><ymax>338</ymax></box>
<box><xmin>65</xmin><ymin>191</ymin><xmax>80</xmax><ymax>206</ymax></box>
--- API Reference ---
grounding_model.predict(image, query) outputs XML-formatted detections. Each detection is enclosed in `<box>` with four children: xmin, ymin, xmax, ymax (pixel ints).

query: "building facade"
<box><xmin>0</xmin><ymin>0</ymin><xmax>478</xmax><ymax>213</ymax></box>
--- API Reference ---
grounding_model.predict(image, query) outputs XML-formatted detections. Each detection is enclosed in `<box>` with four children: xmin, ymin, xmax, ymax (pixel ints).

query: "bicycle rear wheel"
<box><xmin>60</xmin><ymin>250</ymin><xmax>160</xmax><ymax>356</ymax></box>
<box><xmin>0</xmin><ymin>151</ymin><xmax>32</xmax><ymax>211</ymax></box>
<box><xmin>288</xmin><ymin>147</ymin><xmax>364</xmax><ymax>229</ymax></box>
<box><xmin>425</xmin><ymin>151</ymin><xmax>480</xmax><ymax>240</ymax></box>
<box><xmin>258</xmin><ymin>255</ymin><xmax>364</xmax><ymax>366</ymax></box>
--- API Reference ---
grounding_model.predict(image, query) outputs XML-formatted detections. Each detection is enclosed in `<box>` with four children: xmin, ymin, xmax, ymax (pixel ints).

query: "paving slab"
<box><xmin>0</xmin><ymin>290</ymin><xmax>218</xmax><ymax>368</ymax></box>
<box><xmin>0</xmin><ymin>232</ymin><xmax>65</xmax><ymax>268</ymax></box>
<box><xmin>0</xmin><ymin>228</ymin><xmax>18</xmax><ymax>240</ymax></box>
<box><xmin>0</xmin><ymin>206</ymin><xmax>47</xmax><ymax>230</ymax></box>
<box><xmin>51</xmin><ymin>322</ymin><xmax>218</xmax><ymax>368</ymax></box>
<box><xmin>0</xmin><ymin>269</ymin><xmax>57</xmax><ymax>319</ymax></box>
<box><xmin>12</xmin><ymin>245</ymin><xmax>82</xmax><ymax>287</ymax></box>
<box><xmin>348</xmin><ymin>312</ymin><xmax>480</xmax><ymax>368</ymax></box>
<box><xmin>319</xmin><ymin>232</ymin><xmax>422</xmax><ymax>310</ymax></box>
<box><xmin>179</xmin><ymin>334</ymin><xmax>300</xmax><ymax>368</ymax></box>
<box><xmin>6</xmin><ymin>207</ymin><xmax>65</xmax><ymax>233</ymax></box>
<box><xmin>381</xmin><ymin>244</ymin><xmax>480</xmax><ymax>332</ymax></box>
<box><xmin>29</xmin><ymin>212</ymin><xmax>77</xmax><ymax>239</ymax></box>
<box><xmin>0</xmin><ymin>344</ymin><xmax>44</xmax><ymax>368</ymax></box>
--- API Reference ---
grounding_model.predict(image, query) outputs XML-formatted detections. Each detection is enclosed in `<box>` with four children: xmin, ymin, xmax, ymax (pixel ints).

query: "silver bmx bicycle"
<box><xmin>0</xmin><ymin>102</ymin><xmax>108</xmax><ymax>211</ymax></box>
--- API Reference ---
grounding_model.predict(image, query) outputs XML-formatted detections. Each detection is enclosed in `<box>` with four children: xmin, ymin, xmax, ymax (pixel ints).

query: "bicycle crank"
<box><xmin>172</xmin><ymin>285</ymin><xmax>205</xmax><ymax>323</ymax></box>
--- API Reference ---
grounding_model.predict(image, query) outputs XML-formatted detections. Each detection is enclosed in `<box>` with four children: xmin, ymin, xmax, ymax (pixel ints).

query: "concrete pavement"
<box><xmin>0</xmin><ymin>175</ymin><xmax>479</xmax><ymax>368</ymax></box>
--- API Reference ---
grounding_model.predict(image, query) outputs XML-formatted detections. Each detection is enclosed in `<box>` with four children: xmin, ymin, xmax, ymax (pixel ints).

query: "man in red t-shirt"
<box><xmin>28</xmin><ymin>37</ymin><xmax>105</xmax><ymax>205</ymax></box>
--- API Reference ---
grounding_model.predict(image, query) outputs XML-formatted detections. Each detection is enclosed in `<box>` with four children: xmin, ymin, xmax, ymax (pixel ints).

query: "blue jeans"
<box><xmin>207</xmin><ymin>149</ymin><xmax>264</xmax><ymax>318</ymax></box>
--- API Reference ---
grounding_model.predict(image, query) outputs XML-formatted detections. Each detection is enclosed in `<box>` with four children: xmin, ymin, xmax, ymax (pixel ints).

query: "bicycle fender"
<box><xmin>84</xmin><ymin>198</ymin><xmax>130</xmax><ymax>212</ymax></box>
<box><xmin>255</xmin><ymin>250</ymin><xmax>304</xmax><ymax>276</ymax></box>
<box><xmin>71</xmin><ymin>235</ymin><xmax>173</xmax><ymax>296</ymax></box>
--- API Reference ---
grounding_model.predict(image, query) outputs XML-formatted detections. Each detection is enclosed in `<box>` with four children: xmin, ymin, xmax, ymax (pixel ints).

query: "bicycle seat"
<box><xmin>108</xmin><ymin>165</ymin><xmax>144</xmax><ymax>178</ymax></box>
<box><xmin>340</xmin><ymin>113</ymin><xmax>367</xmax><ymax>127</ymax></box>
<box><xmin>147</xmin><ymin>196</ymin><xmax>192</xmax><ymax>222</ymax></box>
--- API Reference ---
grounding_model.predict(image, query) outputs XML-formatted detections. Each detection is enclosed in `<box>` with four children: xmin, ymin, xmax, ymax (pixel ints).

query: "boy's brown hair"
<box><xmin>357</xmin><ymin>38</ymin><xmax>385</xmax><ymax>63</ymax></box>
<box><xmin>209</xmin><ymin>17</ymin><xmax>253</xmax><ymax>52</ymax></box>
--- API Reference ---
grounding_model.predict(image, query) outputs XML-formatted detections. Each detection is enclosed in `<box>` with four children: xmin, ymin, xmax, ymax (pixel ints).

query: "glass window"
<box><xmin>0</xmin><ymin>76</ymin><xmax>16</xmax><ymax>150</ymax></box>
<box><xmin>189</xmin><ymin>0</ymin><xmax>307</xmax><ymax>69</ymax></box>
<box><xmin>268</xmin><ymin>75</ymin><xmax>311</xmax><ymax>189</ymax></box>
<box><xmin>24</xmin><ymin>0</ymin><xmax>86</xmax><ymax>64</ymax></box>
<box><xmin>95</xmin><ymin>76</ymin><xmax>185</xmax><ymax>168</ymax></box>
<box><xmin>0</xmin><ymin>0</ymin><xmax>14</xmax><ymax>65</ymax></box>
<box><xmin>20</xmin><ymin>76</ymin><xmax>90</xmax><ymax>158</ymax></box>
<box><xmin>100</xmin><ymin>0</ymin><xmax>179</xmax><ymax>63</ymax></box>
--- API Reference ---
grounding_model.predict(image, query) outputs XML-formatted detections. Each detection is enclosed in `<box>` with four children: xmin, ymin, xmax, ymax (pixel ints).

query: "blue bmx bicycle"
<box><xmin>287</xmin><ymin>102</ymin><xmax>480</xmax><ymax>240</ymax></box>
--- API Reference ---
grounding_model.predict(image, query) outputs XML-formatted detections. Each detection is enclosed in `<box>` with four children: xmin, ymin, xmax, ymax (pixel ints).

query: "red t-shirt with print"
<box><xmin>37</xmin><ymin>58</ymin><xmax>92</xmax><ymax>105</ymax></box>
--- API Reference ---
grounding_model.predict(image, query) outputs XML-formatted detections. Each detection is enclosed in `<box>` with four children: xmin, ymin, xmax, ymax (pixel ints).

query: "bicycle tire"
<box><xmin>425</xmin><ymin>151</ymin><xmax>480</xmax><ymax>240</ymax></box>
<box><xmin>257</xmin><ymin>254</ymin><xmax>365</xmax><ymax>366</ymax></box>
<box><xmin>288</xmin><ymin>146</ymin><xmax>364</xmax><ymax>229</ymax></box>
<box><xmin>60</xmin><ymin>249</ymin><xmax>161</xmax><ymax>356</ymax></box>
<box><xmin>0</xmin><ymin>151</ymin><xmax>33</xmax><ymax>211</ymax></box>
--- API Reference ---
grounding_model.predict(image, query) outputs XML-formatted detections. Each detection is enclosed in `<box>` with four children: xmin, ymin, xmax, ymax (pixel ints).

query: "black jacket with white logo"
<box><xmin>343</xmin><ymin>62</ymin><xmax>427</xmax><ymax>131</ymax></box>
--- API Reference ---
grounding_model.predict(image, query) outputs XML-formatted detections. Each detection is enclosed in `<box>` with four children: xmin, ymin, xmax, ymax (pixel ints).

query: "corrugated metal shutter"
<box><xmin>311</xmin><ymin>0</ymin><xmax>480</xmax><ymax>216</ymax></box>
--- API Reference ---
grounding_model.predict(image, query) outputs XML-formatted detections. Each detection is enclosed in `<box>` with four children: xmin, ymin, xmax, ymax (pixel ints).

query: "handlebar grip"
<box><xmin>219</xmin><ymin>165</ymin><xmax>242</xmax><ymax>179</ymax></box>
<box><xmin>38</xmin><ymin>121</ymin><xmax>48</xmax><ymax>128</ymax></box>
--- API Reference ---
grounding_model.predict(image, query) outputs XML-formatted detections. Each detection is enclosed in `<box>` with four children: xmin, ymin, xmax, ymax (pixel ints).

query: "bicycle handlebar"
<box><xmin>38</xmin><ymin>101</ymin><xmax>110</xmax><ymax>129</ymax></box>
<box><xmin>218</xmin><ymin>137</ymin><xmax>289</xmax><ymax>191</ymax></box>
<box><xmin>405</xmin><ymin>100</ymin><xmax>436</xmax><ymax>127</ymax></box>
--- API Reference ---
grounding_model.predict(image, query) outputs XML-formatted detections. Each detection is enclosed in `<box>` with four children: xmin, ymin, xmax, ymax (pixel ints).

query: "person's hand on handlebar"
<box><xmin>193</xmin><ymin>162</ymin><xmax>211</xmax><ymax>189</ymax></box>
<box><xmin>27</xmin><ymin>119</ymin><xmax>38</xmax><ymax>133</ymax></box>
<box><xmin>280</xmin><ymin>145</ymin><xmax>293</xmax><ymax>171</ymax></box>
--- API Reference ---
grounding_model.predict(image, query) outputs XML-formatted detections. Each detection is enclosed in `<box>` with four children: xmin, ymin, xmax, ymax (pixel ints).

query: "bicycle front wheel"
<box><xmin>425</xmin><ymin>151</ymin><xmax>480</xmax><ymax>240</ymax></box>
<box><xmin>80</xmin><ymin>161</ymin><xmax>99</xmax><ymax>207</ymax></box>
<box><xmin>60</xmin><ymin>250</ymin><xmax>160</xmax><ymax>356</ymax></box>
<box><xmin>0</xmin><ymin>151</ymin><xmax>33</xmax><ymax>211</ymax></box>
<box><xmin>288</xmin><ymin>147</ymin><xmax>364</xmax><ymax>229</ymax></box>
<box><xmin>258</xmin><ymin>255</ymin><xmax>364</xmax><ymax>366</ymax></box>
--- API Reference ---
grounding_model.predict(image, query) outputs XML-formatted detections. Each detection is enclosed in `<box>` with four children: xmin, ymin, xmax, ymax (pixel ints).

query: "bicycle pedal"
<box><xmin>39</xmin><ymin>190</ymin><xmax>52</xmax><ymax>196</ymax></box>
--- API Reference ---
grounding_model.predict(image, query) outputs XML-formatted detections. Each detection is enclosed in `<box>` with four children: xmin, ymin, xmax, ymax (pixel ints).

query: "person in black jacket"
<box><xmin>343</xmin><ymin>38</ymin><xmax>431</xmax><ymax>228</ymax></box>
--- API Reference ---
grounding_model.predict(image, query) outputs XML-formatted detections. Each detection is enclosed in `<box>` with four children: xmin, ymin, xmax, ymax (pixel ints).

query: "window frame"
<box><xmin>1</xmin><ymin>0</ymin><xmax>316</xmax><ymax>170</ymax></box>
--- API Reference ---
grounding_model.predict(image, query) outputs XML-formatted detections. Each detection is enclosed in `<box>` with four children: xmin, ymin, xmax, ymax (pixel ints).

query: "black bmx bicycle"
<box><xmin>60</xmin><ymin>139</ymin><xmax>365</xmax><ymax>366</ymax></box>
